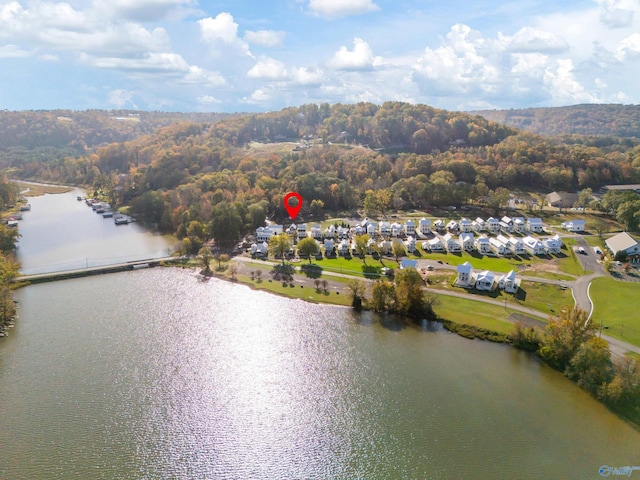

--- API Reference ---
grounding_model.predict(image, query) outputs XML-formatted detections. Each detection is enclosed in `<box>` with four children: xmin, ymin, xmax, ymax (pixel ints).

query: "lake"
<box><xmin>1</xmin><ymin>191</ymin><xmax>640</xmax><ymax>479</ymax></box>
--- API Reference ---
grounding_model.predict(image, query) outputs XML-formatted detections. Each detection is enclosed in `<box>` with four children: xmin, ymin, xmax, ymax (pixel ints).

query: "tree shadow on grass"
<box><xmin>362</xmin><ymin>265</ymin><xmax>382</xmax><ymax>279</ymax></box>
<box><xmin>300</xmin><ymin>264</ymin><xmax>323</xmax><ymax>278</ymax></box>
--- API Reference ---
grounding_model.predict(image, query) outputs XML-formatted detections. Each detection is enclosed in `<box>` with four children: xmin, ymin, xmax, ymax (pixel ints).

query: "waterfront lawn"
<box><xmin>311</xmin><ymin>256</ymin><xmax>399</xmax><ymax>278</ymax></box>
<box><xmin>514</xmin><ymin>281</ymin><xmax>574</xmax><ymax>315</ymax></box>
<box><xmin>591</xmin><ymin>277</ymin><xmax>640</xmax><ymax>347</ymax></box>
<box><xmin>433</xmin><ymin>295</ymin><xmax>514</xmax><ymax>335</ymax></box>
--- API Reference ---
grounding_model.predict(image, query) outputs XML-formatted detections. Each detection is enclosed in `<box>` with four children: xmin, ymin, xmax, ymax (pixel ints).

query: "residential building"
<box><xmin>426</xmin><ymin>237</ymin><xmax>445</xmax><ymax>252</ymax></box>
<box><xmin>379</xmin><ymin>221</ymin><xmax>391</xmax><ymax>237</ymax></box>
<box><xmin>338</xmin><ymin>239</ymin><xmax>350</xmax><ymax>256</ymax></box>
<box><xmin>507</xmin><ymin>237</ymin><xmax>526</xmax><ymax>255</ymax></box>
<box><xmin>475</xmin><ymin>270</ymin><xmax>495</xmax><ymax>291</ymax></box>
<box><xmin>446</xmin><ymin>220</ymin><xmax>460</xmax><ymax>232</ymax></box>
<box><xmin>498</xmin><ymin>270</ymin><xmax>519</xmax><ymax>293</ymax></box>
<box><xmin>337</xmin><ymin>226</ymin><xmax>349</xmax><ymax>239</ymax></box>
<box><xmin>561</xmin><ymin>220</ymin><xmax>585</xmax><ymax>232</ymax></box>
<box><xmin>324</xmin><ymin>224</ymin><xmax>336</xmax><ymax>239</ymax></box>
<box><xmin>405</xmin><ymin>220</ymin><xmax>416</xmax><ymax>236</ymax></box>
<box><xmin>460</xmin><ymin>218</ymin><xmax>473</xmax><ymax>233</ymax></box>
<box><xmin>310</xmin><ymin>224</ymin><xmax>323</xmax><ymax>240</ymax></box>
<box><xmin>543</xmin><ymin>236</ymin><xmax>562</xmax><ymax>254</ymax></box>
<box><xmin>499</xmin><ymin>216</ymin><xmax>514</xmax><ymax>233</ymax></box>
<box><xmin>433</xmin><ymin>219</ymin><xmax>445</xmax><ymax>231</ymax></box>
<box><xmin>297</xmin><ymin>223</ymin><xmax>308</xmax><ymax>240</ymax></box>
<box><xmin>419</xmin><ymin>218</ymin><xmax>431</xmax><ymax>234</ymax></box>
<box><xmin>496</xmin><ymin>235</ymin><xmax>513</xmax><ymax>254</ymax></box>
<box><xmin>527</xmin><ymin>218</ymin><xmax>544</xmax><ymax>233</ymax></box>
<box><xmin>391</xmin><ymin>222</ymin><xmax>403</xmax><ymax>237</ymax></box>
<box><xmin>367</xmin><ymin>222</ymin><xmax>378</xmax><ymax>238</ymax></box>
<box><xmin>404</xmin><ymin>236</ymin><xmax>417</xmax><ymax>253</ymax></box>
<box><xmin>523</xmin><ymin>235</ymin><xmax>546</xmax><ymax>255</ymax></box>
<box><xmin>379</xmin><ymin>240</ymin><xmax>392</xmax><ymax>255</ymax></box>
<box><xmin>472</xmin><ymin>217</ymin><xmax>486</xmax><ymax>232</ymax></box>
<box><xmin>324</xmin><ymin>239</ymin><xmax>335</xmax><ymax>256</ymax></box>
<box><xmin>256</xmin><ymin>224</ymin><xmax>283</xmax><ymax>242</ymax></box>
<box><xmin>444</xmin><ymin>233</ymin><xmax>461</xmax><ymax>252</ymax></box>
<box><xmin>490</xmin><ymin>237</ymin><xmax>508</xmax><ymax>256</ymax></box>
<box><xmin>250</xmin><ymin>242</ymin><xmax>268</xmax><ymax>257</ymax></box>
<box><xmin>459</xmin><ymin>232</ymin><xmax>475</xmax><ymax>251</ymax></box>
<box><xmin>513</xmin><ymin>217</ymin><xmax>526</xmax><ymax>233</ymax></box>
<box><xmin>606</xmin><ymin>232</ymin><xmax>640</xmax><ymax>261</ymax></box>
<box><xmin>487</xmin><ymin>217</ymin><xmax>500</xmax><ymax>233</ymax></box>
<box><xmin>475</xmin><ymin>235</ymin><xmax>491</xmax><ymax>254</ymax></box>
<box><xmin>456</xmin><ymin>261</ymin><xmax>473</xmax><ymax>286</ymax></box>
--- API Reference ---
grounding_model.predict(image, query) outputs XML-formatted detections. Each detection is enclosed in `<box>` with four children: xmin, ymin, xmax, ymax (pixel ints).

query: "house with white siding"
<box><xmin>337</xmin><ymin>226</ymin><xmax>349</xmax><ymax>239</ymax></box>
<box><xmin>513</xmin><ymin>217</ymin><xmax>526</xmax><ymax>233</ymax></box>
<box><xmin>460</xmin><ymin>218</ymin><xmax>473</xmax><ymax>233</ymax></box>
<box><xmin>391</xmin><ymin>222</ymin><xmax>403</xmax><ymax>237</ymax></box>
<box><xmin>456</xmin><ymin>261</ymin><xmax>474</xmax><ymax>286</ymax></box>
<box><xmin>250</xmin><ymin>242</ymin><xmax>269</xmax><ymax>257</ymax></box>
<box><xmin>507</xmin><ymin>237</ymin><xmax>526</xmax><ymax>255</ymax></box>
<box><xmin>446</xmin><ymin>220</ymin><xmax>460</xmax><ymax>233</ymax></box>
<box><xmin>310</xmin><ymin>224</ymin><xmax>323</xmax><ymax>240</ymax></box>
<box><xmin>404</xmin><ymin>236</ymin><xmax>416</xmax><ymax>253</ymax></box>
<box><xmin>419</xmin><ymin>218</ymin><xmax>431</xmax><ymax>234</ymax></box>
<box><xmin>487</xmin><ymin>217</ymin><xmax>500</xmax><ymax>233</ymax></box>
<box><xmin>324</xmin><ymin>224</ymin><xmax>336</xmax><ymax>239</ymax></box>
<box><xmin>367</xmin><ymin>222</ymin><xmax>378</xmax><ymax>238</ymax></box>
<box><xmin>497</xmin><ymin>234</ymin><xmax>513</xmax><ymax>254</ymax></box>
<box><xmin>606</xmin><ymin>232</ymin><xmax>640</xmax><ymax>261</ymax></box>
<box><xmin>379</xmin><ymin>240</ymin><xmax>392</xmax><ymax>254</ymax></box>
<box><xmin>527</xmin><ymin>218</ymin><xmax>545</xmax><ymax>233</ymax></box>
<box><xmin>472</xmin><ymin>217</ymin><xmax>486</xmax><ymax>232</ymax></box>
<box><xmin>490</xmin><ymin>237</ymin><xmax>509</xmax><ymax>256</ymax></box>
<box><xmin>324</xmin><ymin>239</ymin><xmax>335</xmax><ymax>256</ymax></box>
<box><xmin>475</xmin><ymin>235</ymin><xmax>491</xmax><ymax>254</ymax></box>
<box><xmin>561</xmin><ymin>220</ymin><xmax>585</xmax><ymax>232</ymax></box>
<box><xmin>297</xmin><ymin>223</ymin><xmax>308</xmax><ymax>240</ymax></box>
<box><xmin>500</xmin><ymin>216</ymin><xmax>514</xmax><ymax>233</ymax></box>
<box><xmin>459</xmin><ymin>232</ymin><xmax>475</xmax><ymax>251</ymax></box>
<box><xmin>433</xmin><ymin>219</ymin><xmax>445</xmax><ymax>231</ymax></box>
<box><xmin>523</xmin><ymin>235</ymin><xmax>546</xmax><ymax>255</ymax></box>
<box><xmin>256</xmin><ymin>224</ymin><xmax>283</xmax><ymax>242</ymax></box>
<box><xmin>475</xmin><ymin>270</ymin><xmax>495</xmax><ymax>291</ymax></box>
<box><xmin>338</xmin><ymin>239</ymin><xmax>350</xmax><ymax>256</ymax></box>
<box><xmin>498</xmin><ymin>270</ymin><xmax>519</xmax><ymax>293</ymax></box>
<box><xmin>444</xmin><ymin>233</ymin><xmax>461</xmax><ymax>252</ymax></box>
<box><xmin>405</xmin><ymin>220</ymin><xmax>416</xmax><ymax>236</ymax></box>
<box><xmin>426</xmin><ymin>237</ymin><xmax>445</xmax><ymax>252</ymax></box>
<box><xmin>543</xmin><ymin>235</ymin><xmax>562</xmax><ymax>254</ymax></box>
<box><xmin>379</xmin><ymin>221</ymin><xmax>391</xmax><ymax>237</ymax></box>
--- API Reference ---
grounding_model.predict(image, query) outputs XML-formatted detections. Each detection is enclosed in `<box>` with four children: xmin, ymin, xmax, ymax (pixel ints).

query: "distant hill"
<box><xmin>472</xmin><ymin>104</ymin><xmax>640</xmax><ymax>138</ymax></box>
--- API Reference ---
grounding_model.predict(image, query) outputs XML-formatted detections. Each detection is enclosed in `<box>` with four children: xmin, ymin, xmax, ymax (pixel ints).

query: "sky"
<box><xmin>1</xmin><ymin>0</ymin><xmax>640</xmax><ymax>112</ymax></box>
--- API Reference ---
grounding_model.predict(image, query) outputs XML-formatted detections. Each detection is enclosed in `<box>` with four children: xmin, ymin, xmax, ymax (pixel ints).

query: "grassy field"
<box><xmin>591</xmin><ymin>277</ymin><xmax>640</xmax><ymax>347</ymax></box>
<box><xmin>554</xmin><ymin>239</ymin><xmax>587</xmax><ymax>276</ymax></box>
<box><xmin>514</xmin><ymin>281</ymin><xmax>574</xmax><ymax>314</ymax></box>
<box><xmin>14</xmin><ymin>181</ymin><xmax>73</xmax><ymax>196</ymax></box>
<box><xmin>432</xmin><ymin>295</ymin><xmax>515</xmax><ymax>335</ymax></box>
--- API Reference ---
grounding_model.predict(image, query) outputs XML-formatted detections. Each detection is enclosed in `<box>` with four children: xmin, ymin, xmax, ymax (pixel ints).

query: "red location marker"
<box><xmin>283</xmin><ymin>192</ymin><xmax>303</xmax><ymax>220</ymax></box>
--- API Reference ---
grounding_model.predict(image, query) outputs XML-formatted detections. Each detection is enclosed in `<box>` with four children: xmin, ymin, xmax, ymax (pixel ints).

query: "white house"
<box><xmin>523</xmin><ymin>235</ymin><xmax>546</xmax><ymax>255</ymax></box>
<box><xmin>354</xmin><ymin>224</ymin><xmax>365</xmax><ymax>236</ymax></box>
<box><xmin>367</xmin><ymin>237</ymin><xmax>377</xmax><ymax>254</ymax></box>
<box><xmin>324</xmin><ymin>224</ymin><xmax>336</xmax><ymax>239</ymax></box>
<box><xmin>324</xmin><ymin>239</ymin><xmax>335</xmax><ymax>255</ymax></box>
<box><xmin>338</xmin><ymin>239</ymin><xmax>350</xmax><ymax>256</ymax></box>
<box><xmin>513</xmin><ymin>217</ymin><xmax>526</xmax><ymax>233</ymax></box>
<box><xmin>297</xmin><ymin>223</ymin><xmax>308</xmax><ymax>240</ymax></box>
<box><xmin>405</xmin><ymin>220</ymin><xmax>416</xmax><ymax>236</ymax></box>
<box><xmin>391</xmin><ymin>222</ymin><xmax>403</xmax><ymax>237</ymax></box>
<box><xmin>310</xmin><ymin>224</ymin><xmax>323</xmax><ymax>240</ymax></box>
<box><xmin>507</xmin><ymin>237</ymin><xmax>526</xmax><ymax>255</ymax></box>
<box><xmin>444</xmin><ymin>233</ymin><xmax>461</xmax><ymax>252</ymax></box>
<box><xmin>498</xmin><ymin>270</ymin><xmax>519</xmax><ymax>293</ymax></box>
<box><xmin>500</xmin><ymin>216</ymin><xmax>514</xmax><ymax>233</ymax></box>
<box><xmin>419</xmin><ymin>218</ymin><xmax>431</xmax><ymax>234</ymax></box>
<box><xmin>475</xmin><ymin>270</ymin><xmax>496</xmax><ymax>291</ymax></box>
<box><xmin>460</xmin><ymin>218</ymin><xmax>473</xmax><ymax>233</ymax></box>
<box><xmin>543</xmin><ymin>235</ymin><xmax>563</xmax><ymax>254</ymax></box>
<box><xmin>337</xmin><ymin>226</ymin><xmax>349</xmax><ymax>239</ymax></box>
<box><xmin>433</xmin><ymin>219</ymin><xmax>445</xmax><ymax>231</ymax></box>
<box><xmin>490</xmin><ymin>237</ymin><xmax>509</xmax><ymax>256</ymax></box>
<box><xmin>456</xmin><ymin>261</ymin><xmax>474</xmax><ymax>286</ymax></box>
<box><xmin>606</xmin><ymin>232</ymin><xmax>640</xmax><ymax>261</ymax></box>
<box><xmin>379</xmin><ymin>240</ymin><xmax>392</xmax><ymax>255</ymax></box>
<box><xmin>256</xmin><ymin>224</ymin><xmax>283</xmax><ymax>242</ymax></box>
<box><xmin>379</xmin><ymin>221</ymin><xmax>391</xmax><ymax>236</ymax></box>
<box><xmin>367</xmin><ymin>222</ymin><xmax>378</xmax><ymax>238</ymax></box>
<box><xmin>459</xmin><ymin>232</ymin><xmax>475</xmax><ymax>251</ymax></box>
<box><xmin>527</xmin><ymin>218</ymin><xmax>545</xmax><ymax>233</ymax></box>
<box><xmin>250</xmin><ymin>242</ymin><xmax>268</xmax><ymax>257</ymax></box>
<box><xmin>404</xmin><ymin>236</ymin><xmax>417</xmax><ymax>253</ymax></box>
<box><xmin>427</xmin><ymin>237</ymin><xmax>445</xmax><ymax>252</ymax></box>
<box><xmin>487</xmin><ymin>217</ymin><xmax>501</xmax><ymax>233</ymax></box>
<box><xmin>562</xmin><ymin>220</ymin><xmax>585</xmax><ymax>232</ymax></box>
<box><xmin>446</xmin><ymin>220</ymin><xmax>460</xmax><ymax>232</ymax></box>
<box><xmin>473</xmin><ymin>217</ymin><xmax>487</xmax><ymax>232</ymax></box>
<box><xmin>475</xmin><ymin>235</ymin><xmax>491</xmax><ymax>254</ymax></box>
<box><xmin>496</xmin><ymin>235</ymin><xmax>513</xmax><ymax>254</ymax></box>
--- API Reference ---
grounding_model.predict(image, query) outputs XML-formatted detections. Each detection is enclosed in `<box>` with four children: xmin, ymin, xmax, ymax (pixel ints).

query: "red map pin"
<box><xmin>283</xmin><ymin>192</ymin><xmax>303</xmax><ymax>220</ymax></box>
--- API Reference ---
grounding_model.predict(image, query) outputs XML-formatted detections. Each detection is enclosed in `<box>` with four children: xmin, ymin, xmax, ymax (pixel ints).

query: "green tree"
<box><xmin>394</xmin><ymin>267</ymin><xmax>435</xmax><ymax>318</ymax></box>
<box><xmin>600</xmin><ymin>358</ymin><xmax>640</xmax><ymax>420</ymax></box>
<box><xmin>198</xmin><ymin>246</ymin><xmax>213</xmax><ymax>275</ymax></box>
<box><xmin>371</xmin><ymin>279</ymin><xmax>395</xmax><ymax>312</ymax></box>
<box><xmin>565</xmin><ymin>336</ymin><xmax>613</xmax><ymax>394</ymax></box>
<box><xmin>269</xmin><ymin>233</ymin><xmax>292</xmax><ymax>264</ymax></box>
<box><xmin>354</xmin><ymin>234</ymin><xmax>370</xmax><ymax>264</ymax></box>
<box><xmin>577</xmin><ymin>188</ymin><xmax>593</xmax><ymax>208</ymax></box>
<box><xmin>391</xmin><ymin>239</ymin><xmax>406</xmax><ymax>263</ymax></box>
<box><xmin>297</xmin><ymin>237</ymin><xmax>319</xmax><ymax>263</ymax></box>
<box><xmin>309</xmin><ymin>199</ymin><xmax>325</xmax><ymax>217</ymax></box>
<box><xmin>0</xmin><ymin>224</ymin><xmax>20</xmax><ymax>254</ymax></box>
<box><xmin>208</xmin><ymin>203</ymin><xmax>243</xmax><ymax>249</ymax></box>
<box><xmin>347</xmin><ymin>279</ymin><xmax>366</xmax><ymax>311</ymax></box>
<box><xmin>539</xmin><ymin>307</ymin><xmax>596</xmax><ymax>371</ymax></box>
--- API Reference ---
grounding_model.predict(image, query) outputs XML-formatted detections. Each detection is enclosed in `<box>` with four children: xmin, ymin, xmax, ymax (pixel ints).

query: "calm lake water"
<box><xmin>15</xmin><ymin>188</ymin><xmax>173</xmax><ymax>274</ymax></box>
<box><xmin>2</xmin><ymin>191</ymin><xmax>640</xmax><ymax>479</ymax></box>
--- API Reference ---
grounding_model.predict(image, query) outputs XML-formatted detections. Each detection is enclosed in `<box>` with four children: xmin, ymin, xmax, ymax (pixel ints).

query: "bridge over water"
<box><xmin>14</xmin><ymin>256</ymin><xmax>186</xmax><ymax>284</ymax></box>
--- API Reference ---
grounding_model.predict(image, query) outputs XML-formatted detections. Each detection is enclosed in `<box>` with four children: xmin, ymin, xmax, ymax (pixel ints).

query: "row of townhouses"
<box><xmin>456</xmin><ymin>262</ymin><xmax>520</xmax><ymax>293</ymax></box>
<box><xmin>422</xmin><ymin>232</ymin><xmax>563</xmax><ymax>256</ymax></box>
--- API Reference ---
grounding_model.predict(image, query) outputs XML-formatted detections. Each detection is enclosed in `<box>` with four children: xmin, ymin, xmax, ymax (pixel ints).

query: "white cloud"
<box><xmin>198</xmin><ymin>12</ymin><xmax>252</xmax><ymax>57</ymax></box>
<box><xmin>0</xmin><ymin>44</ymin><xmax>30</xmax><ymax>58</ymax></box>
<box><xmin>598</xmin><ymin>0</ymin><xmax>636</xmax><ymax>28</ymax></box>
<box><xmin>247</xmin><ymin>57</ymin><xmax>289</xmax><ymax>80</ymax></box>
<box><xmin>308</xmin><ymin>0</ymin><xmax>379</xmax><ymax>18</ymax></box>
<box><xmin>197</xmin><ymin>95</ymin><xmax>221</xmax><ymax>104</ymax></box>
<box><xmin>38</xmin><ymin>53</ymin><xmax>59</xmax><ymax>62</ymax></box>
<box><xmin>93</xmin><ymin>0</ymin><xmax>195</xmax><ymax>22</ymax></box>
<box><xmin>244</xmin><ymin>30</ymin><xmax>285</xmax><ymax>47</ymax></box>
<box><xmin>543</xmin><ymin>58</ymin><xmax>598</xmax><ymax>104</ymax></box>
<box><xmin>290</xmin><ymin>67</ymin><xmax>324</xmax><ymax>86</ymax></box>
<box><xmin>329</xmin><ymin>38</ymin><xmax>382</xmax><ymax>71</ymax></box>
<box><xmin>183</xmin><ymin>66</ymin><xmax>226</xmax><ymax>87</ymax></box>
<box><xmin>615</xmin><ymin>32</ymin><xmax>640</xmax><ymax>60</ymax></box>
<box><xmin>242</xmin><ymin>88</ymin><xmax>271</xmax><ymax>104</ymax></box>
<box><xmin>109</xmin><ymin>89</ymin><xmax>136</xmax><ymax>108</ymax></box>
<box><xmin>508</xmin><ymin>27</ymin><xmax>569</xmax><ymax>54</ymax></box>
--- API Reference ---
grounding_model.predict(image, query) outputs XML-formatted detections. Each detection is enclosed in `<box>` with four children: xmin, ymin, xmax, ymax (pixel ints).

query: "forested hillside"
<box><xmin>473</xmin><ymin>104</ymin><xmax>640</xmax><ymax>138</ymax></box>
<box><xmin>0</xmin><ymin>110</ymin><xmax>232</xmax><ymax>164</ymax></box>
<box><xmin>4</xmin><ymin>101</ymin><xmax>640</xmax><ymax>251</ymax></box>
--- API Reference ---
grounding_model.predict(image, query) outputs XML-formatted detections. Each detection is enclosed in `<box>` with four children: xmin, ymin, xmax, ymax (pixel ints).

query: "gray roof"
<box><xmin>606</xmin><ymin>232</ymin><xmax>639</xmax><ymax>254</ymax></box>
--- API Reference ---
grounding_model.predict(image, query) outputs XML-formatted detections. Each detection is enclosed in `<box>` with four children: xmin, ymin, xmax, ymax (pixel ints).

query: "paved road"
<box><xmin>234</xmin><ymin>255</ymin><xmax>640</xmax><ymax>358</ymax></box>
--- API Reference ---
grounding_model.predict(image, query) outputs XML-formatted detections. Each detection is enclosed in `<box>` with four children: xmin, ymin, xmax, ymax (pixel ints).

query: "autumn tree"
<box><xmin>565</xmin><ymin>336</ymin><xmax>613</xmax><ymax>394</ymax></box>
<box><xmin>347</xmin><ymin>279</ymin><xmax>366</xmax><ymax>311</ymax></box>
<box><xmin>394</xmin><ymin>267</ymin><xmax>435</xmax><ymax>318</ymax></box>
<box><xmin>297</xmin><ymin>237</ymin><xmax>319</xmax><ymax>263</ymax></box>
<box><xmin>198</xmin><ymin>246</ymin><xmax>213</xmax><ymax>275</ymax></box>
<box><xmin>354</xmin><ymin>234</ymin><xmax>370</xmax><ymax>263</ymax></box>
<box><xmin>539</xmin><ymin>307</ymin><xmax>596</xmax><ymax>371</ymax></box>
<box><xmin>371</xmin><ymin>279</ymin><xmax>395</xmax><ymax>312</ymax></box>
<box><xmin>268</xmin><ymin>234</ymin><xmax>291</xmax><ymax>264</ymax></box>
<box><xmin>391</xmin><ymin>239</ymin><xmax>406</xmax><ymax>263</ymax></box>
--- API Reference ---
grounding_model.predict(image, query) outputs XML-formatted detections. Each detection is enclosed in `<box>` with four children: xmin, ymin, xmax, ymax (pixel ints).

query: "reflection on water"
<box><xmin>2</xmin><ymin>269</ymin><xmax>640</xmax><ymax>479</ymax></box>
<box><xmin>15</xmin><ymin>188</ymin><xmax>173</xmax><ymax>274</ymax></box>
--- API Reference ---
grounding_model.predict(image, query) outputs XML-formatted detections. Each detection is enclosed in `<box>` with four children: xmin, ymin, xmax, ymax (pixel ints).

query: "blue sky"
<box><xmin>1</xmin><ymin>0</ymin><xmax>639</xmax><ymax>112</ymax></box>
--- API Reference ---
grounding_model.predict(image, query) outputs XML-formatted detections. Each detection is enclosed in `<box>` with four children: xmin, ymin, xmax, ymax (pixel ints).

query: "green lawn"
<box><xmin>514</xmin><ymin>281</ymin><xmax>574</xmax><ymax>314</ymax></box>
<box><xmin>433</xmin><ymin>295</ymin><xmax>515</xmax><ymax>335</ymax></box>
<box><xmin>553</xmin><ymin>240</ymin><xmax>587</xmax><ymax>276</ymax></box>
<box><xmin>591</xmin><ymin>277</ymin><xmax>640</xmax><ymax>347</ymax></box>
